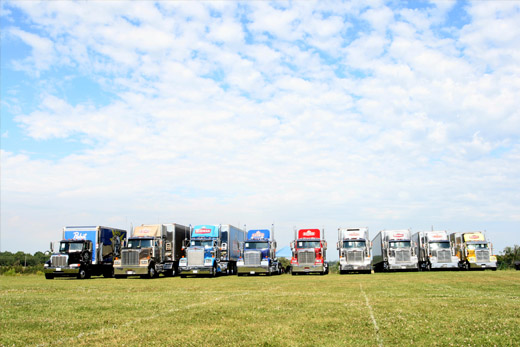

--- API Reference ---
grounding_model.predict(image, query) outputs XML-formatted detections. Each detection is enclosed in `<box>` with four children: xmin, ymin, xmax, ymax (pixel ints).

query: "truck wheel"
<box><xmin>77</xmin><ymin>268</ymin><xmax>87</xmax><ymax>280</ymax></box>
<box><xmin>212</xmin><ymin>265</ymin><xmax>217</xmax><ymax>277</ymax></box>
<box><xmin>45</xmin><ymin>274</ymin><xmax>54</xmax><ymax>280</ymax></box>
<box><xmin>147</xmin><ymin>266</ymin><xmax>157</xmax><ymax>279</ymax></box>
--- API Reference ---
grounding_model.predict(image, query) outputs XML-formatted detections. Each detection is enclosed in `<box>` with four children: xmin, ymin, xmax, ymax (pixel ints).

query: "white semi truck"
<box><xmin>337</xmin><ymin>227</ymin><xmax>371</xmax><ymax>274</ymax></box>
<box><xmin>372</xmin><ymin>229</ymin><xmax>418</xmax><ymax>272</ymax></box>
<box><xmin>412</xmin><ymin>231</ymin><xmax>459</xmax><ymax>270</ymax></box>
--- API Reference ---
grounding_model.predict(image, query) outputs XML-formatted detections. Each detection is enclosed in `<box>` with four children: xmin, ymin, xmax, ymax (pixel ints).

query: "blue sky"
<box><xmin>1</xmin><ymin>0</ymin><xmax>519</xmax><ymax>257</ymax></box>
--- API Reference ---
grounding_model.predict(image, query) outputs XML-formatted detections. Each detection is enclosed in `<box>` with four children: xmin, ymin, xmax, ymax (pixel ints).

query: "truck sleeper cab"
<box><xmin>237</xmin><ymin>229</ymin><xmax>281</xmax><ymax>276</ymax></box>
<box><xmin>290</xmin><ymin>229</ymin><xmax>328</xmax><ymax>275</ymax></box>
<box><xmin>338</xmin><ymin>227</ymin><xmax>371</xmax><ymax>274</ymax></box>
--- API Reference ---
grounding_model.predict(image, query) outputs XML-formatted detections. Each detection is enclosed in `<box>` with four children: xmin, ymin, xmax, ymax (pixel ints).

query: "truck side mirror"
<box><xmin>290</xmin><ymin>241</ymin><xmax>294</xmax><ymax>250</ymax></box>
<box><xmin>336</xmin><ymin>241</ymin><xmax>339</xmax><ymax>250</ymax></box>
<box><xmin>324</xmin><ymin>241</ymin><xmax>327</xmax><ymax>250</ymax></box>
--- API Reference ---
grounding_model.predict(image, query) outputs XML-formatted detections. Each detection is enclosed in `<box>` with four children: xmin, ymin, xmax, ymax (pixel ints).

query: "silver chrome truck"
<box><xmin>372</xmin><ymin>229</ymin><xmax>418</xmax><ymax>272</ymax></box>
<box><xmin>337</xmin><ymin>227</ymin><xmax>371</xmax><ymax>274</ymax></box>
<box><xmin>114</xmin><ymin>223</ymin><xmax>190</xmax><ymax>278</ymax></box>
<box><xmin>412</xmin><ymin>231</ymin><xmax>459</xmax><ymax>270</ymax></box>
<box><xmin>237</xmin><ymin>227</ymin><xmax>282</xmax><ymax>276</ymax></box>
<box><xmin>449</xmin><ymin>231</ymin><xmax>497</xmax><ymax>270</ymax></box>
<box><xmin>179</xmin><ymin>224</ymin><xmax>245</xmax><ymax>277</ymax></box>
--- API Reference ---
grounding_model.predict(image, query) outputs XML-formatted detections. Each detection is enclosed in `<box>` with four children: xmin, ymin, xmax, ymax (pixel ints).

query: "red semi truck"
<box><xmin>290</xmin><ymin>228</ymin><xmax>328</xmax><ymax>275</ymax></box>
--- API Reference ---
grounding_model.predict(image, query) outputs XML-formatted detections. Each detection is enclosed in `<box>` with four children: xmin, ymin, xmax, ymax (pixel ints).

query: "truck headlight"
<box><xmin>204</xmin><ymin>258</ymin><xmax>213</xmax><ymax>265</ymax></box>
<box><xmin>179</xmin><ymin>258</ymin><xmax>187</xmax><ymax>265</ymax></box>
<box><xmin>44</xmin><ymin>263</ymin><xmax>49</xmax><ymax>268</ymax></box>
<box><xmin>140</xmin><ymin>259</ymin><xmax>148</xmax><ymax>265</ymax></box>
<box><xmin>261</xmin><ymin>260</ymin><xmax>269</xmax><ymax>266</ymax></box>
<box><xmin>114</xmin><ymin>260</ymin><xmax>121</xmax><ymax>266</ymax></box>
<box><xmin>468</xmin><ymin>257</ymin><xmax>476</xmax><ymax>262</ymax></box>
<box><xmin>237</xmin><ymin>260</ymin><xmax>244</xmax><ymax>266</ymax></box>
<box><xmin>490</xmin><ymin>256</ymin><xmax>497</xmax><ymax>262</ymax></box>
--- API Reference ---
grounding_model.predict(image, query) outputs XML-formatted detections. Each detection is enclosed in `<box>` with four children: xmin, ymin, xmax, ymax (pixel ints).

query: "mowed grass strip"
<box><xmin>1</xmin><ymin>271</ymin><xmax>519</xmax><ymax>346</ymax></box>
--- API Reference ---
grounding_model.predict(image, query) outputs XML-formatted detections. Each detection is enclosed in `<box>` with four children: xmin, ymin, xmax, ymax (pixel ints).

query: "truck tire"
<box><xmin>45</xmin><ymin>274</ymin><xmax>54</xmax><ymax>280</ymax></box>
<box><xmin>77</xmin><ymin>268</ymin><xmax>87</xmax><ymax>280</ymax></box>
<box><xmin>147</xmin><ymin>265</ymin><xmax>157</xmax><ymax>279</ymax></box>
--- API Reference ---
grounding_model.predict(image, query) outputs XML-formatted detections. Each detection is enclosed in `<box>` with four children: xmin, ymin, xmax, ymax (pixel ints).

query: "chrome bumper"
<box><xmin>43</xmin><ymin>267</ymin><xmax>79</xmax><ymax>276</ymax></box>
<box><xmin>389</xmin><ymin>263</ymin><xmax>418</xmax><ymax>270</ymax></box>
<box><xmin>340</xmin><ymin>263</ymin><xmax>371</xmax><ymax>271</ymax></box>
<box><xmin>291</xmin><ymin>264</ymin><xmax>325</xmax><ymax>273</ymax></box>
<box><xmin>469</xmin><ymin>262</ymin><xmax>497</xmax><ymax>270</ymax></box>
<box><xmin>114</xmin><ymin>266</ymin><xmax>148</xmax><ymax>276</ymax></box>
<box><xmin>431</xmin><ymin>262</ymin><xmax>459</xmax><ymax>269</ymax></box>
<box><xmin>179</xmin><ymin>266</ymin><xmax>215</xmax><ymax>275</ymax></box>
<box><xmin>237</xmin><ymin>265</ymin><xmax>269</xmax><ymax>274</ymax></box>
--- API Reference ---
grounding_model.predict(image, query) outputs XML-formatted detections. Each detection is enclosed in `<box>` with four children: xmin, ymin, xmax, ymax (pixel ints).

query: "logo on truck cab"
<box><xmin>197</xmin><ymin>228</ymin><xmax>212</xmax><ymax>234</ymax></box>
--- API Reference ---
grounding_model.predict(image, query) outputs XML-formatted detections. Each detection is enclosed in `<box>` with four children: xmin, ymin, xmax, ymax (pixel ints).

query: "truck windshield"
<box><xmin>245</xmin><ymin>242</ymin><xmax>269</xmax><ymax>250</ymax></box>
<box><xmin>429</xmin><ymin>242</ymin><xmax>450</xmax><ymax>250</ymax></box>
<box><xmin>343</xmin><ymin>241</ymin><xmax>366</xmax><ymax>249</ymax></box>
<box><xmin>60</xmin><ymin>242</ymin><xmax>83</xmax><ymax>252</ymax></box>
<box><xmin>298</xmin><ymin>241</ymin><xmax>320</xmax><ymax>248</ymax></box>
<box><xmin>389</xmin><ymin>241</ymin><xmax>411</xmax><ymax>248</ymax></box>
<box><xmin>191</xmin><ymin>240</ymin><xmax>214</xmax><ymax>248</ymax></box>
<box><xmin>467</xmin><ymin>243</ymin><xmax>488</xmax><ymax>250</ymax></box>
<box><xmin>127</xmin><ymin>239</ymin><xmax>153</xmax><ymax>249</ymax></box>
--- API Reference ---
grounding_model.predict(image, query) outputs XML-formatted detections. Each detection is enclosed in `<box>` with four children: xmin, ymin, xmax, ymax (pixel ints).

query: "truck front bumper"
<box><xmin>237</xmin><ymin>265</ymin><xmax>270</xmax><ymax>275</ymax></box>
<box><xmin>291</xmin><ymin>264</ymin><xmax>325</xmax><ymax>273</ymax></box>
<box><xmin>468</xmin><ymin>262</ymin><xmax>497</xmax><ymax>270</ymax></box>
<box><xmin>43</xmin><ymin>267</ymin><xmax>79</xmax><ymax>277</ymax></box>
<box><xmin>114</xmin><ymin>266</ymin><xmax>148</xmax><ymax>276</ymax></box>
<box><xmin>388</xmin><ymin>263</ymin><xmax>418</xmax><ymax>270</ymax></box>
<box><xmin>340</xmin><ymin>263</ymin><xmax>371</xmax><ymax>272</ymax></box>
<box><xmin>431</xmin><ymin>262</ymin><xmax>459</xmax><ymax>270</ymax></box>
<box><xmin>179</xmin><ymin>266</ymin><xmax>215</xmax><ymax>276</ymax></box>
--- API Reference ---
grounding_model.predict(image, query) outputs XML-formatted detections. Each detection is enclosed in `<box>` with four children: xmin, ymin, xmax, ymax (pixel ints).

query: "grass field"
<box><xmin>1</xmin><ymin>271</ymin><xmax>519</xmax><ymax>346</ymax></box>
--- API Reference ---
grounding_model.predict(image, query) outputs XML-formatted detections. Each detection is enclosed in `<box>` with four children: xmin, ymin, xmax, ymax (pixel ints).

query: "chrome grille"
<box><xmin>51</xmin><ymin>255</ymin><xmax>68</xmax><ymax>267</ymax></box>
<box><xmin>346</xmin><ymin>250</ymin><xmax>364</xmax><ymax>264</ymax></box>
<box><xmin>122</xmin><ymin>250</ymin><xmax>139</xmax><ymax>265</ymax></box>
<box><xmin>187</xmin><ymin>249</ymin><xmax>204</xmax><ymax>266</ymax></box>
<box><xmin>435</xmin><ymin>250</ymin><xmax>451</xmax><ymax>263</ymax></box>
<box><xmin>476</xmin><ymin>249</ymin><xmax>490</xmax><ymax>262</ymax></box>
<box><xmin>298</xmin><ymin>250</ymin><xmax>315</xmax><ymax>265</ymax></box>
<box><xmin>395</xmin><ymin>250</ymin><xmax>411</xmax><ymax>263</ymax></box>
<box><xmin>244</xmin><ymin>251</ymin><xmax>261</xmax><ymax>266</ymax></box>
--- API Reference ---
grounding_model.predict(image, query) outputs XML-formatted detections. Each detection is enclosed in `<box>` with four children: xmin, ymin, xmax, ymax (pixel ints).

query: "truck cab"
<box><xmin>45</xmin><ymin>239</ymin><xmax>93</xmax><ymax>279</ymax></box>
<box><xmin>290</xmin><ymin>229</ymin><xmax>328</xmax><ymax>275</ymax></box>
<box><xmin>450</xmin><ymin>232</ymin><xmax>497</xmax><ymax>270</ymax></box>
<box><xmin>237</xmin><ymin>229</ymin><xmax>281</xmax><ymax>276</ymax></box>
<box><xmin>413</xmin><ymin>231</ymin><xmax>459</xmax><ymax>270</ymax></box>
<box><xmin>179</xmin><ymin>225</ymin><xmax>244</xmax><ymax>277</ymax></box>
<box><xmin>337</xmin><ymin>228</ymin><xmax>371</xmax><ymax>274</ymax></box>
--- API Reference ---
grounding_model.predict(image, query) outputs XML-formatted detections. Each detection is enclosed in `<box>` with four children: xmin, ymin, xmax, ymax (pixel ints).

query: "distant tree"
<box><xmin>497</xmin><ymin>245</ymin><xmax>520</xmax><ymax>269</ymax></box>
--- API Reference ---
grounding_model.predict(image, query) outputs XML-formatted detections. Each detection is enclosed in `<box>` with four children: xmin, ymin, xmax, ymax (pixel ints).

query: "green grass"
<box><xmin>1</xmin><ymin>271</ymin><xmax>519</xmax><ymax>346</ymax></box>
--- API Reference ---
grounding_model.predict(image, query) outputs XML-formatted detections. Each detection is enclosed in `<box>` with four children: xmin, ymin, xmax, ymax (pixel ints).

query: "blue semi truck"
<box><xmin>179</xmin><ymin>224</ymin><xmax>245</xmax><ymax>277</ymax></box>
<box><xmin>44</xmin><ymin>226</ymin><xmax>127</xmax><ymax>279</ymax></box>
<box><xmin>237</xmin><ymin>228</ymin><xmax>282</xmax><ymax>276</ymax></box>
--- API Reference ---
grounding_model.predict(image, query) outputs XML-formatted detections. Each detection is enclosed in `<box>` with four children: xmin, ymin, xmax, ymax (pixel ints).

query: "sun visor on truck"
<box><xmin>133</xmin><ymin>225</ymin><xmax>162</xmax><ymax>237</ymax></box>
<box><xmin>298</xmin><ymin>229</ymin><xmax>321</xmax><ymax>239</ymax></box>
<box><xmin>247</xmin><ymin>229</ymin><xmax>270</xmax><ymax>240</ymax></box>
<box><xmin>192</xmin><ymin>225</ymin><xmax>219</xmax><ymax>238</ymax></box>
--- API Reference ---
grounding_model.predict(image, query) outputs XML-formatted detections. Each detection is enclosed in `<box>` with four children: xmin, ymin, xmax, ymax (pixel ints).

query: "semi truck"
<box><xmin>290</xmin><ymin>228</ymin><xmax>328</xmax><ymax>275</ymax></box>
<box><xmin>44</xmin><ymin>226</ymin><xmax>127</xmax><ymax>279</ymax></box>
<box><xmin>113</xmin><ymin>223</ymin><xmax>190</xmax><ymax>278</ymax></box>
<box><xmin>372</xmin><ymin>229</ymin><xmax>418</xmax><ymax>272</ymax></box>
<box><xmin>179</xmin><ymin>224</ymin><xmax>245</xmax><ymax>277</ymax></box>
<box><xmin>412</xmin><ymin>231</ymin><xmax>459</xmax><ymax>270</ymax></box>
<box><xmin>449</xmin><ymin>231</ymin><xmax>497</xmax><ymax>270</ymax></box>
<box><xmin>337</xmin><ymin>227</ymin><xmax>371</xmax><ymax>274</ymax></box>
<box><xmin>237</xmin><ymin>228</ymin><xmax>282</xmax><ymax>276</ymax></box>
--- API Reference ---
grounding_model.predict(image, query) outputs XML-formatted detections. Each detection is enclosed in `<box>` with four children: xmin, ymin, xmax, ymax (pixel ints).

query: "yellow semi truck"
<box><xmin>449</xmin><ymin>232</ymin><xmax>497</xmax><ymax>270</ymax></box>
